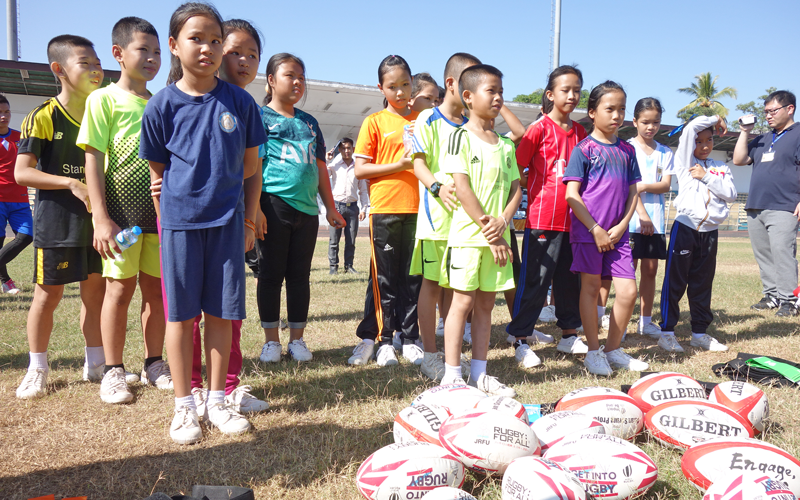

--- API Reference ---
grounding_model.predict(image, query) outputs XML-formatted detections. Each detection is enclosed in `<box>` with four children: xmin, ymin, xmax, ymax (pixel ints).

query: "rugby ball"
<box><xmin>394</xmin><ymin>404</ymin><xmax>451</xmax><ymax>447</ymax></box>
<box><xmin>703</xmin><ymin>472</ymin><xmax>797</xmax><ymax>500</ymax></box>
<box><xmin>530</xmin><ymin>411</ymin><xmax>605</xmax><ymax>452</ymax></box>
<box><xmin>474</xmin><ymin>396</ymin><xmax>529</xmax><ymax>424</ymax></box>
<box><xmin>439</xmin><ymin>409</ymin><xmax>539</xmax><ymax>476</ymax></box>
<box><xmin>420</xmin><ymin>487</ymin><xmax>478</xmax><ymax>500</ymax></box>
<box><xmin>709</xmin><ymin>380</ymin><xmax>769</xmax><ymax>434</ymax></box>
<box><xmin>645</xmin><ymin>400</ymin><xmax>754</xmax><ymax>450</ymax></box>
<box><xmin>502</xmin><ymin>456</ymin><xmax>587</xmax><ymax>500</ymax></box>
<box><xmin>543</xmin><ymin>432</ymin><xmax>658</xmax><ymax>499</ymax></box>
<box><xmin>356</xmin><ymin>441</ymin><xmax>465</xmax><ymax>500</ymax></box>
<box><xmin>628</xmin><ymin>372</ymin><xmax>707</xmax><ymax>412</ymax></box>
<box><xmin>682</xmin><ymin>437</ymin><xmax>800</xmax><ymax>494</ymax></box>
<box><xmin>555</xmin><ymin>387</ymin><xmax>643</xmax><ymax>440</ymax></box>
<box><xmin>412</xmin><ymin>383</ymin><xmax>487</xmax><ymax>414</ymax></box>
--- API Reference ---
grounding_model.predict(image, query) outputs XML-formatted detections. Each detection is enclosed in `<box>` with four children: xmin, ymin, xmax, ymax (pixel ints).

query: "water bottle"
<box><xmin>114</xmin><ymin>226</ymin><xmax>142</xmax><ymax>262</ymax></box>
<box><xmin>402</xmin><ymin>122</ymin><xmax>415</xmax><ymax>156</ymax></box>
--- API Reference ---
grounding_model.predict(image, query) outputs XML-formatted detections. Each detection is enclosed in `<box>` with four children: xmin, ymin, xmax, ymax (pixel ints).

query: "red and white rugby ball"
<box><xmin>439</xmin><ymin>409</ymin><xmax>539</xmax><ymax>476</ymax></box>
<box><xmin>682</xmin><ymin>437</ymin><xmax>800</xmax><ymax>494</ymax></box>
<box><xmin>356</xmin><ymin>441</ymin><xmax>465</xmax><ymax>500</ymax></box>
<box><xmin>628</xmin><ymin>372</ymin><xmax>707</xmax><ymax>412</ymax></box>
<box><xmin>421</xmin><ymin>487</ymin><xmax>478</xmax><ymax>500</ymax></box>
<box><xmin>709</xmin><ymin>380</ymin><xmax>769</xmax><ymax>434</ymax></box>
<box><xmin>530</xmin><ymin>410</ymin><xmax>605</xmax><ymax>452</ymax></box>
<box><xmin>502</xmin><ymin>456</ymin><xmax>587</xmax><ymax>500</ymax></box>
<box><xmin>474</xmin><ymin>396</ymin><xmax>529</xmax><ymax>424</ymax></box>
<box><xmin>645</xmin><ymin>400</ymin><xmax>754</xmax><ymax>450</ymax></box>
<box><xmin>543</xmin><ymin>432</ymin><xmax>658</xmax><ymax>499</ymax></box>
<box><xmin>394</xmin><ymin>404</ymin><xmax>451</xmax><ymax>447</ymax></box>
<box><xmin>412</xmin><ymin>383</ymin><xmax>487</xmax><ymax>414</ymax></box>
<box><xmin>703</xmin><ymin>472</ymin><xmax>797</xmax><ymax>500</ymax></box>
<box><xmin>555</xmin><ymin>387</ymin><xmax>643</xmax><ymax>440</ymax></box>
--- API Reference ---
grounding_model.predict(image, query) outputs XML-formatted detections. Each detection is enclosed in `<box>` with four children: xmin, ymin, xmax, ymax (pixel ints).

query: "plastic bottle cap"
<box><xmin>132</xmin><ymin>226</ymin><xmax>142</xmax><ymax>235</ymax></box>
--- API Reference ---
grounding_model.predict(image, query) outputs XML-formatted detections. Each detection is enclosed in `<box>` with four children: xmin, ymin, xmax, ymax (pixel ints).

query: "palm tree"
<box><xmin>677</xmin><ymin>72</ymin><xmax>738</xmax><ymax>118</ymax></box>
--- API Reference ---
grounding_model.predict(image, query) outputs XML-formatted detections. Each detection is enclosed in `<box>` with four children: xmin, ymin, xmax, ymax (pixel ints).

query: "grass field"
<box><xmin>1</xmin><ymin>236</ymin><xmax>799</xmax><ymax>500</ymax></box>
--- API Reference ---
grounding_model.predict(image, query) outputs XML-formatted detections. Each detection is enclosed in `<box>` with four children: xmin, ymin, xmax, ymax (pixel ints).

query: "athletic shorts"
<box><xmin>409</xmin><ymin>238</ymin><xmax>447</xmax><ymax>281</ymax></box>
<box><xmin>630</xmin><ymin>233</ymin><xmax>667</xmax><ymax>260</ymax></box>
<box><xmin>439</xmin><ymin>246</ymin><xmax>515</xmax><ymax>292</ymax></box>
<box><xmin>0</xmin><ymin>201</ymin><xmax>33</xmax><ymax>236</ymax></box>
<box><xmin>33</xmin><ymin>245</ymin><xmax>102</xmax><ymax>285</ymax></box>
<box><xmin>102</xmin><ymin>233</ymin><xmax>161</xmax><ymax>280</ymax></box>
<box><xmin>571</xmin><ymin>240</ymin><xmax>636</xmax><ymax>280</ymax></box>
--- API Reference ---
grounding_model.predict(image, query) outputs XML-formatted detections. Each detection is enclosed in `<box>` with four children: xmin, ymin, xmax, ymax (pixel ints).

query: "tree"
<box><xmin>728</xmin><ymin>87</ymin><xmax>776</xmax><ymax>134</ymax></box>
<box><xmin>512</xmin><ymin>89</ymin><xmax>589</xmax><ymax>109</ymax></box>
<box><xmin>677</xmin><ymin>72</ymin><xmax>737</xmax><ymax>119</ymax></box>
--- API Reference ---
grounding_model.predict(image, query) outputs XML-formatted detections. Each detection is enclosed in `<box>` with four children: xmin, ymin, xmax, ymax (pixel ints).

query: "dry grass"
<box><xmin>1</xmin><ymin>236</ymin><xmax>799</xmax><ymax>499</ymax></box>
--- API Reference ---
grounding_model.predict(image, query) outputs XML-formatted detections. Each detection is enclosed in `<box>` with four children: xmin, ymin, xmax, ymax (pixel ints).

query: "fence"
<box><xmin>664</xmin><ymin>191</ymin><xmax>749</xmax><ymax>232</ymax></box>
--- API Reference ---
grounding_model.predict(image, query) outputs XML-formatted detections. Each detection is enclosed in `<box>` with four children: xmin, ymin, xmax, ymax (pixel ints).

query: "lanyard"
<box><xmin>769</xmin><ymin>130</ymin><xmax>788</xmax><ymax>152</ymax></box>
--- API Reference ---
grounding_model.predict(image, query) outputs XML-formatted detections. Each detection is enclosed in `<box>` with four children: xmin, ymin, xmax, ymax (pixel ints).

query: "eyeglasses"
<box><xmin>765</xmin><ymin>105</ymin><xmax>789</xmax><ymax>116</ymax></box>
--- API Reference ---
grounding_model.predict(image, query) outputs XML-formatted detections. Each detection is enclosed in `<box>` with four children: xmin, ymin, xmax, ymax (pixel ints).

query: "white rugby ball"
<box><xmin>474</xmin><ymin>396</ymin><xmax>529</xmax><ymax>424</ymax></box>
<box><xmin>412</xmin><ymin>383</ymin><xmax>488</xmax><ymax>414</ymax></box>
<box><xmin>421</xmin><ymin>487</ymin><xmax>478</xmax><ymax>500</ymax></box>
<box><xmin>628</xmin><ymin>372</ymin><xmax>707</xmax><ymax>412</ymax></box>
<box><xmin>645</xmin><ymin>400</ymin><xmax>754</xmax><ymax>450</ymax></box>
<box><xmin>544</xmin><ymin>432</ymin><xmax>658</xmax><ymax>500</ymax></box>
<box><xmin>502</xmin><ymin>456</ymin><xmax>587</xmax><ymax>500</ymax></box>
<box><xmin>682</xmin><ymin>437</ymin><xmax>800</xmax><ymax>494</ymax></box>
<box><xmin>394</xmin><ymin>403</ymin><xmax>451</xmax><ymax>447</ymax></box>
<box><xmin>530</xmin><ymin>410</ymin><xmax>605</xmax><ymax>452</ymax></box>
<box><xmin>703</xmin><ymin>472</ymin><xmax>797</xmax><ymax>500</ymax></box>
<box><xmin>439</xmin><ymin>409</ymin><xmax>539</xmax><ymax>476</ymax></box>
<box><xmin>356</xmin><ymin>441</ymin><xmax>465</xmax><ymax>500</ymax></box>
<box><xmin>555</xmin><ymin>387</ymin><xmax>643</xmax><ymax>440</ymax></box>
<box><xmin>709</xmin><ymin>380</ymin><xmax>769</xmax><ymax>434</ymax></box>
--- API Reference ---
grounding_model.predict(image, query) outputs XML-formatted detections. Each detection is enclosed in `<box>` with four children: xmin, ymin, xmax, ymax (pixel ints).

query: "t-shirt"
<box><xmin>563</xmin><ymin>136</ymin><xmax>641</xmax><ymax>244</ymax></box>
<box><xmin>516</xmin><ymin>115</ymin><xmax>586</xmax><ymax>232</ymax></box>
<box><xmin>0</xmin><ymin>128</ymin><xmax>25</xmax><ymax>202</ymax></box>
<box><xmin>354</xmin><ymin>108</ymin><xmax>419</xmax><ymax>214</ymax></box>
<box><xmin>18</xmin><ymin>98</ymin><xmax>92</xmax><ymax>247</ymax></box>
<box><xmin>745</xmin><ymin>122</ymin><xmax>800</xmax><ymax>212</ymax></box>
<box><xmin>628</xmin><ymin>139</ymin><xmax>673</xmax><ymax>234</ymax></box>
<box><xmin>411</xmin><ymin>106</ymin><xmax>467</xmax><ymax>240</ymax></box>
<box><xmin>442</xmin><ymin>128</ymin><xmax>520</xmax><ymax>247</ymax></box>
<box><xmin>76</xmin><ymin>83</ymin><xmax>157</xmax><ymax>233</ymax></box>
<box><xmin>261</xmin><ymin>106</ymin><xmax>325</xmax><ymax>215</ymax></box>
<box><xmin>139</xmin><ymin>79</ymin><xmax>267</xmax><ymax>230</ymax></box>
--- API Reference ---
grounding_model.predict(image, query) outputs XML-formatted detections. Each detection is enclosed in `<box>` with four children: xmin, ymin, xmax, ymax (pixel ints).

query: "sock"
<box><xmin>561</xmin><ymin>332</ymin><xmax>577</xmax><ymax>339</ymax></box>
<box><xmin>207</xmin><ymin>390</ymin><xmax>225</xmax><ymax>407</ymax></box>
<box><xmin>597</xmin><ymin>306</ymin><xmax>605</xmax><ymax>318</ymax></box>
<box><xmin>692</xmin><ymin>332</ymin><xmax>706</xmax><ymax>339</ymax></box>
<box><xmin>29</xmin><ymin>351</ymin><xmax>48</xmax><ymax>371</ymax></box>
<box><xmin>362</xmin><ymin>339</ymin><xmax>375</xmax><ymax>346</ymax></box>
<box><xmin>465</xmin><ymin>322</ymin><xmax>471</xmax><ymax>330</ymax></box>
<box><xmin>470</xmin><ymin>359</ymin><xmax>487</xmax><ymax>382</ymax></box>
<box><xmin>84</xmin><ymin>346</ymin><xmax>105</xmax><ymax>369</ymax></box>
<box><xmin>175</xmin><ymin>394</ymin><xmax>196</xmax><ymax>411</ymax></box>
<box><xmin>444</xmin><ymin>363</ymin><xmax>461</xmax><ymax>381</ymax></box>
<box><xmin>144</xmin><ymin>355</ymin><xmax>162</xmax><ymax>369</ymax></box>
<box><xmin>104</xmin><ymin>363</ymin><xmax>124</xmax><ymax>374</ymax></box>
<box><xmin>640</xmin><ymin>316</ymin><xmax>651</xmax><ymax>326</ymax></box>
<box><xmin>513</xmin><ymin>339</ymin><xmax>526</xmax><ymax>349</ymax></box>
<box><xmin>661</xmin><ymin>331</ymin><xmax>675</xmax><ymax>336</ymax></box>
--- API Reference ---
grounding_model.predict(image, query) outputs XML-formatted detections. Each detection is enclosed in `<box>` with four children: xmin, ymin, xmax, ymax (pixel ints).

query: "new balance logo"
<box><xmin>471</xmin><ymin>156</ymin><xmax>480</xmax><ymax>164</ymax></box>
<box><xmin>54</xmin><ymin>132</ymin><xmax>63</xmax><ymax>140</ymax></box>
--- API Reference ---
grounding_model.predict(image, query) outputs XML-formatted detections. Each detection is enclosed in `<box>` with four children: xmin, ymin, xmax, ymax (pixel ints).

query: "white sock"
<box><xmin>661</xmin><ymin>331</ymin><xmax>675</xmax><ymax>336</ymax></box>
<box><xmin>465</xmin><ymin>322</ymin><xmax>471</xmax><ymax>329</ymax></box>
<box><xmin>692</xmin><ymin>332</ymin><xmax>706</xmax><ymax>339</ymax></box>
<box><xmin>362</xmin><ymin>339</ymin><xmax>375</xmax><ymax>346</ymax></box>
<box><xmin>640</xmin><ymin>316</ymin><xmax>651</xmax><ymax>326</ymax></box>
<box><xmin>444</xmin><ymin>363</ymin><xmax>461</xmax><ymax>381</ymax></box>
<box><xmin>29</xmin><ymin>351</ymin><xmax>48</xmax><ymax>371</ymax></box>
<box><xmin>207</xmin><ymin>390</ymin><xmax>225</xmax><ymax>407</ymax></box>
<box><xmin>597</xmin><ymin>306</ymin><xmax>605</xmax><ymax>318</ymax></box>
<box><xmin>470</xmin><ymin>359</ymin><xmax>487</xmax><ymax>382</ymax></box>
<box><xmin>84</xmin><ymin>346</ymin><xmax>105</xmax><ymax>369</ymax></box>
<box><xmin>175</xmin><ymin>394</ymin><xmax>196</xmax><ymax>411</ymax></box>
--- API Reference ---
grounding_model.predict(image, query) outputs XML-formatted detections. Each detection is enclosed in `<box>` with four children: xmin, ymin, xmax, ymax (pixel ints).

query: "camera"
<box><xmin>739</xmin><ymin>115</ymin><xmax>756</xmax><ymax>126</ymax></box>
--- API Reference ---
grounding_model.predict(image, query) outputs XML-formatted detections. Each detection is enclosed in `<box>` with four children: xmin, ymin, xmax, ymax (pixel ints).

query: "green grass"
<box><xmin>1</xmin><ymin>237</ymin><xmax>799</xmax><ymax>499</ymax></box>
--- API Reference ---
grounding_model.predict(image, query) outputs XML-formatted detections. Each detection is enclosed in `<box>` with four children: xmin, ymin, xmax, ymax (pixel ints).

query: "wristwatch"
<box><xmin>430</xmin><ymin>182</ymin><xmax>442</xmax><ymax>198</ymax></box>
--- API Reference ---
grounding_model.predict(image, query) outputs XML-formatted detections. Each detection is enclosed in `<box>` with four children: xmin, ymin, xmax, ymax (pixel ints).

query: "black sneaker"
<box><xmin>345</xmin><ymin>266</ymin><xmax>359</xmax><ymax>274</ymax></box>
<box><xmin>751</xmin><ymin>296</ymin><xmax>779</xmax><ymax>310</ymax></box>
<box><xmin>775</xmin><ymin>301</ymin><xmax>799</xmax><ymax>317</ymax></box>
<box><xmin>329</xmin><ymin>267</ymin><xmax>338</xmax><ymax>275</ymax></box>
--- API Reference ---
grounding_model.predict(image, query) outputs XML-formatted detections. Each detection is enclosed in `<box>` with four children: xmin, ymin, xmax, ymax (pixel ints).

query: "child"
<box><xmin>14</xmin><ymin>35</ymin><xmax>106</xmax><ymax>399</ymax></box>
<box><xmin>438</xmin><ymin>64</ymin><xmax>521</xmax><ymax>396</ymax></box>
<box><xmin>409</xmin><ymin>72</ymin><xmax>439</xmax><ymax>112</ymax></box>
<box><xmin>658</xmin><ymin>115</ymin><xmax>734</xmax><ymax>352</ymax></box>
<box><xmin>563</xmin><ymin>81</ymin><xmax>649</xmax><ymax>376</ymax></box>
<box><xmin>0</xmin><ymin>95</ymin><xmax>32</xmax><ymax>295</ymax></box>
<box><xmin>139</xmin><ymin>3</ymin><xmax>267</xmax><ymax>444</ymax></box>
<box><xmin>256</xmin><ymin>52</ymin><xmax>344</xmax><ymax>365</ymax></box>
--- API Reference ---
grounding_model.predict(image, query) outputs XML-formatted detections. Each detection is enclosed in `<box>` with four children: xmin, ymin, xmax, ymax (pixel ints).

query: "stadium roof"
<box><xmin>0</xmin><ymin>60</ymin><xmax>120</xmax><ymax>96</ymax></box>
<box><xmin>580</xmin><ymin>119</ymin><xmax>743</xmax><ymax>153</ymax></box>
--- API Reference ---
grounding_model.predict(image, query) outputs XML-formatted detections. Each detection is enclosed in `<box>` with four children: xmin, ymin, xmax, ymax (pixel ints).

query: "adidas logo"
<box><xmin>470</xmin><ymin>156</ymin><xmax>480</xmax><ymax>164</ymax></box>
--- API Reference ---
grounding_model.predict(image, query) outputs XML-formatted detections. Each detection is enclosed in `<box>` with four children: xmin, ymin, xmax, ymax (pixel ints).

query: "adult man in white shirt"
<box><xmin>327</xmin><ymin>138</ymin><xmax>369</xmax><ymax>274</ymax></box>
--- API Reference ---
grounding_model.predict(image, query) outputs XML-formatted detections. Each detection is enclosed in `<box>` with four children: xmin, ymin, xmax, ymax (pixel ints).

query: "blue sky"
<box><xmin>4</xmin><ymin>0</ymin><xmax>797</xmax><ymax>125</ymax></box>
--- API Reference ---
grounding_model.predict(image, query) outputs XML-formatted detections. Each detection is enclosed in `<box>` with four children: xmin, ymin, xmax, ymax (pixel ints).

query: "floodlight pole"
<box><xmin>552</xmin><ymin>0</ymin><xmax>561</xmax><ymax>71</ymax></box>
<box><xmin>6</xmin><ymin>0</ymin><xmax>18</xmax><ymax>61</ymax></box>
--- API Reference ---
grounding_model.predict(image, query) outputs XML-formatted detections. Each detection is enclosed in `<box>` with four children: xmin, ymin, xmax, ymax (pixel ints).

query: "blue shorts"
<box><xmin>161</xmin><ymin>213</ymin><xmax>246</xmax><ymax>322</ymax></box>
<box><xmin>0</xmin><ymin>202</ymin><xmax>33</xmax><ymax>236</ymax></box>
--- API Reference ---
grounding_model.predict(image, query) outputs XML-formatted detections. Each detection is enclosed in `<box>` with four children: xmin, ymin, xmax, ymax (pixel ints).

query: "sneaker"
<box><xmin>100</xmin><ymin>367</ymin><xmax>134</xmax><ymax>404</ymax></box>
<box><xmin>345</xmin><ymin>266</ymin><xmax>359</xmax><ymax>274</ymax></box>
<box><xmin>392</xmin><ymin>331</ymin><xmax>402</xmax><ymax>351</ymax></box>
<box><xmin>348</xmin><ymin>341</ymin><xmax>374</xmax><ymax>366</ymax></box>
<box><xmin>557</xmin><ymin>336</ymin><xmax>589</xmax><ymax>354</ymax></box>
<box><xmin>16</xmin><ymin>368</ymin><xmax>47</xmax><ymax>399</ymax></box>
<box><xmin>658</xmin><ymin>334</ymin><xmax>685</xmax><ymax>353</ymax></box>
<box><xmin>420</xmin><ymin>352</ymin><xmax>446</xmax><ymax>381</ymax></box>
<box><xmin>584</xmin><ymin>347</ymin><xmax>613</xmax><ymax>376</ymax></box>
<box><xmin>600</xmin><ymin>314</ymin><xmax>610</xmax><ymax>331</ymax></box>
<box><xmin>638</xmin><ymin>322</ymin><xmax>663</xmax><ymax>339</ymax></box>
<box><xmin>435</xmin><ymin>318</ymin><xmax>445</xmax><ymax>337</ymax></box>
<box><xmin>605</xmin><ymin>348</ymin><xmax>649</xmax><ymax>371</ymax></box>
<box><xmin>751</xmin><ymin>296</ymin><xmax>779</xmax><ymax>310</ymax></box>
<box><xmin>2</xmin><ymin>279</ymin><xmax>20</xmax><ymax>294</ymax></box>
<box><xmin>463</xmin><ymin>323</ymin><xmax>472</xmax><ymax>345</ymax></box>
<box><xmin>690</xmin><ymin>334</ymin><xmax>728</xmax><ymax>352</ymax></box>
<box><xmin>142</xmin><ymin>359</ymin><xmax>173</xmax><ymax>389</ymax></box>
<box><xmin>191</xmin><ymin>387</ymin><xmax>208</xmax><ymax>421</ymax></box>
<box><xmin>207</xmin><ymin>402</ymin><xmax>251</xmax><ymax>435</ymax></box>
<box><xmin>776</xmin><ymin>301</ymin><xmax>799</xmax><ymax>317</ymax></box>
<box><xmin>226</xmin><ymin>385</ymin><xmax>269</xmax><ymax>413</ymax></box>
<box><xmin>539</xmin><ymin>305</ymin><xmax>557</xmax><ymax>323</ymax></box>
<box><xmin>376</xmin><ymin>344</ymin><xmax>399</xmax><ymax>366</ymax></box>
<box><xmin>329</xmin><ymin>267</ymin><xmax>338</xmax><ymax>275</ymax></box>
<box><xmin>402</xmin><ymin>343</ymin><xmax>424</xmax><ymax>365</ymax></box>
<box><xmin>125</xmin><ymin>371</ymin><xmax>140</xmax><ymax>384</ymax></box>
<box><xmin>441</xmin><ymin>375</ymin><xmax>466</xmax><ymax>386</ymax></box>
<box><xmin>170</xmin><ymin>405</ymin><xmax>203</xmax><ymax>445</ymax></box>
<box><xmin>508</xmin><ymin>329</ymin><xmax>555</xmax><ymax>344</ymax></box>
<box><xmin>259</xmin><ymin>341</ymin><xmax>282</xmax><ymax>363</ymax></box>
<box><xmin>83</xmin><ymin>362</ymin><xmax>104</xmax><ymax>382</ymax></box>
<box><xmin>515</xmin><ymin>344</ymin><xmax>542</xmax><ymax>368</ymax></box>
<box><xmin>470</xmin><ymin>373</ymin><xmax>516</xmax><ymax>397</ymax></box>
<box><xmin>287</xmin><ymin>338</ymin><xmax>313</xmax><ymax>362</ymax></box>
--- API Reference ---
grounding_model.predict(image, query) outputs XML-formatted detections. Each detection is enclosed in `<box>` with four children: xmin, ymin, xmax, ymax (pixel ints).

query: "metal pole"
<box><xmin>7</xmin><ymin>0</ymin><xmax>18</xmax><ymax>61</ymax></box>
<box><xmin>552</xmin><ymin>0</ymin><xmax>561</xmax><ymax>70</ymax></box>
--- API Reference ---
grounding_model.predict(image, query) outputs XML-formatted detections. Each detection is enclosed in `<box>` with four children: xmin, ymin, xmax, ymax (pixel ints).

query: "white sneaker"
<box><xmin>259</xmin><ymin>341</ymin><xmax>282</xmax><ymax>363</ymax></box>
<box><xmin>207</xmin><ymin>402</ymin><xmax>251</xmax><ymax>435</ymax></box>
<box><xmin>441</xmin><ymin>375</ymin><xmax>466</xmax><ymax>386</ymax></box>
<box><xmin>584</xmin><ymin>347</ymin><xmax>613</xmax><ymax>376</ymax></box>
<box><xmin>690</xmin><ymin>334</ymin><xmax>729</xmax><ymax>352</ymax></box>
<box><xmin>639</xmin><ymin>322</ymin><xmax>662</xmax><ymax>339</ymax></box>
<box><xmin>539</xmin><ymin>305</ymin><xmax>557</xmax><ymax>323</ymax></box>
<box><xmin>225</xmin><ymin>385</ymin><xmax>269</xmax><ymax>413</ymax></box>
<box><xmin>125</xmin><ymin>371</ymin><xmax>140</xmax><ymax>384</ymax></box>
<box><xmin>402</xmin><ymin>343</ymin><xmax>424</xmax><ymax>365</ymax></box>
<box><xmin>420</xmin><ymin>352</ymin><xmax>445</xmax><ymax>381</ymax></box>
<box><xmin>392</xmin><ymin>331</ymin><xmax>403</xmax><ymax>351</ymax></box>
<box><xmin>470</xmin><ymin>373</ymin><xmax>516</xmax><ymax>397</ymax></box>
<box><xmin>463</xmin><ymin>323</ymin><xmax>472</xmax><ymax>345</ymax></box>
<box><xmin>658</xmin><ymin>334</ymin><xmax>685</xmax><ymax>353</ymax></box>
<box><xmin>605</xmin><ymin>348</ymin><xmax>649</xmax><ymax>371</ymax></box>
<box><xmin>348</xmin><ymin>341</ymin><xmax>374</xmax><ymax>366</ymax></box>
<box><xmin>191</xmin><ymin>387</ymin><xmax>208</xmax><ymax>421</ymax></box>
<box><xmin>142</xmin><ymin>360</ymin><xmax>173</xmax><ymax>389</ymax></box>
<box><xmin>83</xmin><ymin>362</ymin><xmax>104</xmax><ymax>382</ymax></box>
<box><xmin>515</xmin><ymin>344</ymin><xmax>542</xmax><ymax>368</ymax></box>
<box><xmin>600</xmin><ymin>314</ymin><xmax>610</xmax><ymax>331</ymax></box>
<box><xmin>530</xmin><ymin>329</ymin><xmax>554</xmax><ymax>344</ymax></box>
<box><xmin>376</xmin><ymin>344</ymin><xmax>399</xmax><ymax>366</ymax></box>
<box><xmin>170</xmin><ymin>405</ymin><xmax>202</xmax><ymax>445</ymax></box>
<box><xmin>557</xmin><ymin>336</ymin><xmax>589</xmax><ymax>354</ymax></box>
<box><xmin>287</xmin><ymin>338</ymin><xmax>313</xmax><ymax>362</ymax></box>
<box><xmin>16</xmin><ymin>368</ymin><xmax>47</xmax><ymax>399</ymax></box>
<box><xmin>100</xmin><ymin>367</ymin><xmax>134</xmax><ymax>404</ymax></box>
<box><xmin>435</xmin><ymin>318</ymin><xmax>445</xmax><ymax>337</ymax></box>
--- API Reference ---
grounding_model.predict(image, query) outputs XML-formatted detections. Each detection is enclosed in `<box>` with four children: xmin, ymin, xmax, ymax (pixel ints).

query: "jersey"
<box><xmin>18</xmin><ymin>98</ymin><xmax>91</xmax><ymax>248</ymax></box>
<box><xmin>76</xmin><ymin>83</ymin><xmax>158</xmax><ymax>233</ymax></box>
<box><xmin>628</xmin><ymin>139</ymin><xmax>673</xmax><ymax>234</ymax></box>
<box><xmin>442</xmin><ymin>128</ymin><xmax>520</xmax><ymax>247</ymax></box>
<box><xmin>411</xmin><ymin>106</ymin><xmax>467</xmax><ymax>240</ymax></box>
<box><xmin>516</xmin><ymin>115</ymin><xmax>586</xmax><ymax>232</ymax></box>
<box><xmin>0</xmin><ymin>129</ymin><xmax>25</xmax><ymax>202</ymax></box>
<box><xmin>354</xmin><ymin>108</ymin><xmax>419</xmax><ymax>214</ymax></box>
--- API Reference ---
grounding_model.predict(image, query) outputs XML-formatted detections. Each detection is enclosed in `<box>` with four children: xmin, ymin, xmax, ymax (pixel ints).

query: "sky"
<box><xmin>3</xmin><ymin>0</ymin><xmax>798</xmax><ymax>125</ymax></box>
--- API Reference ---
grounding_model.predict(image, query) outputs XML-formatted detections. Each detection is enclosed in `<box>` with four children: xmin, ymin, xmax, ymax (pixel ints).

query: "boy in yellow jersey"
<box><xmin>14</xmin><ymin>35</ymin><xmax>105</xmax><ymax>399</ymax></box>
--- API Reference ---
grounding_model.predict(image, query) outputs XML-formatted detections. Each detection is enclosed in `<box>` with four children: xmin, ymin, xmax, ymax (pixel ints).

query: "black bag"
<box><xmin>712</xmin><ymin>352</ymin><xmax>800</xmax><ymax>388</ymax></box>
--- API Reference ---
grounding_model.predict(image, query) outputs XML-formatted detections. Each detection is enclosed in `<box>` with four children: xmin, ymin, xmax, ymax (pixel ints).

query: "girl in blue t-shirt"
<box><xmin>139</xmin><ymin>2</ymin><xmax>267</xmax><ymax>445</ymax></box>
<box><xmin>256</xmin><ymin>53</ymin><xmax>344</xmax><ymax>365</ymax></box>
